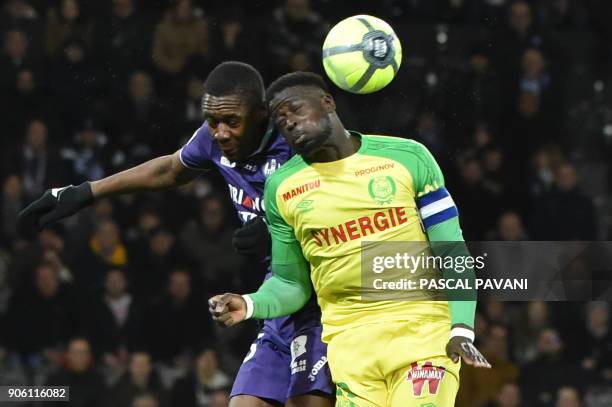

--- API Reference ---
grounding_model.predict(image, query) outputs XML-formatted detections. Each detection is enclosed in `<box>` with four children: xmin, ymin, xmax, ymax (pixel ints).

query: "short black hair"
<box><xmin>203</xmin><ymin>61</ymin><xmax>264</xmax><ymax>108</ymax></box>
<box><xmin>266</xmin><ymin>71</ymin><xmax>329</xmax><ymax>104</ymax></box>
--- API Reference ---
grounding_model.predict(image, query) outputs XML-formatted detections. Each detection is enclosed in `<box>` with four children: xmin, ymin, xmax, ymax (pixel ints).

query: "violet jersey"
<box><xmin>180</xmin><ymin>123</ymin><xmax>332</xmax><ymax>402</ymax></box>
<box><xmin>180</xmin><ymin>121</ymin><xmax>321</xmax><ymax>337</ymax></box>
<box><xmin>180</xmin><ymin>122</ymin><xmax>292</xmax><ymax>223</ymax></box>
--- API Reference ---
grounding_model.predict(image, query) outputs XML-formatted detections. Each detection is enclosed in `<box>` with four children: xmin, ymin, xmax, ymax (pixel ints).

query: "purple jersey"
<box><xmin>180</xmin><ymin>121</ymin><xmax>318</xmax><ymax>329</ymax></box>
<box><xmin>180</xmin><ymin>122</ymin><xmax>333</xmax><ymax>403</ymax></box>
<box><xmin>179</xmin><ymin>122</ymin><xmax>292</xmax><ymax>224</ymax></box>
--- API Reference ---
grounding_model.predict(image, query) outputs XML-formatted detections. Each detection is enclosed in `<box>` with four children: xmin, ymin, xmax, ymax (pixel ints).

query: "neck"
<box><xmin>305</xmin><ymin>119</ymin><xmax>359</xmax><ymax>163</ymax></box>
<box><xmin>241</xmin><ymin>116</ymin><xmax>269</xmax><ymax>158</ymax></box>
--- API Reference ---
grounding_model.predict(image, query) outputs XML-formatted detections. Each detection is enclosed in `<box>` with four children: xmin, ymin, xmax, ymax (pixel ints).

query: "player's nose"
<box><xmin>286</xmin><ymin>119</ymin><xmax>297</xmax><ymax>133</ymax></box>
<box><xmin>214</xmin><ymin>132</ymin><xmax>230</xmax><ymax>142</ymax></box>
<box><xmin>215</xmin><ymin>124</ymin><xmax>231</xmax><ymax>140</ymax></box>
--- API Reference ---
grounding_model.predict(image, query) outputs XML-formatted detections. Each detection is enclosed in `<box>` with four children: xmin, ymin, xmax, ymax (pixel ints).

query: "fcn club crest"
<box><xmin>368</xmin><ymin>175</ymin><xmax>396</xmax><ymax>205</ymax></box>
<box><xmin>406</xmin><ymin>362</ymin><xmax>446</xmax><ymax>397</ymax></box>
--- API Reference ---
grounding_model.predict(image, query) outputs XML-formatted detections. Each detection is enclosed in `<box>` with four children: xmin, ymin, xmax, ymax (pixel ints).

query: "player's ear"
<box><xmin>321</xmin><ymin>94</ymin><xmax>336</xmax><ymax>113</ymax></box>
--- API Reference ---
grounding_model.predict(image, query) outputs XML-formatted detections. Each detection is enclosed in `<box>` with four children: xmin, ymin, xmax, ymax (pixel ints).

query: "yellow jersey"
<box><xmin>264</xmin><ymin>133</ymin><xmax>457</xmax><ymax>341</ymax></box>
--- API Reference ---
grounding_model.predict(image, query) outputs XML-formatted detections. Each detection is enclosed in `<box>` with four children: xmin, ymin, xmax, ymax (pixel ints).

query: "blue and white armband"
<box><xmin>416</xmin><ymin>187</ymin><xmax>458</xmax><ymax>229</ymax></box>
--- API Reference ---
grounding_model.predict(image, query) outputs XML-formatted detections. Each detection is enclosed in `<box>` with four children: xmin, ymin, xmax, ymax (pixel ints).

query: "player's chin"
<box><xmin>295</xmin><ymin>137</ymin><xmax>326</xmax><ymax>156</ymax></box>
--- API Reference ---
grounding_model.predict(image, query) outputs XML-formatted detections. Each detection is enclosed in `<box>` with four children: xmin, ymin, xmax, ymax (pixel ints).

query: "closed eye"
<box><xmin>275</xmin><ymin>116</ymin><xmax>287</xmax><ymax>128</ymax></box>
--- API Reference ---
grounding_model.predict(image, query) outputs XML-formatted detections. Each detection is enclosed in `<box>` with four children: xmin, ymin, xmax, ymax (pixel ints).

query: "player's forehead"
<box><xmin>202</xmin><ymin>94</ymin><xmax>247</xmax><ymax>118</ymax></box>
<box><xmin>270</xmin><ymin>86</ymin><xmax>318</xmax><ymax>115</ymax></box>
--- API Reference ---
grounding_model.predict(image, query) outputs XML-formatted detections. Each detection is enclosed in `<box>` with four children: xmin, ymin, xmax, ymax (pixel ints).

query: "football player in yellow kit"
<box><xmin>211</xmin><ymin>72</ymin><xmax>491</xmax><ymax>406</ymax></box>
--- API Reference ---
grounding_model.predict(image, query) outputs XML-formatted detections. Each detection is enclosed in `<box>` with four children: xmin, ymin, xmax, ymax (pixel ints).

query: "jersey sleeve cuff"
<box><xmin>450</xmin><ymin>327</ymin><xmax>475</xmax><ymax>342</ymax></box>
<box><xmin>242</xmin><ymin>294</ymin><xmax>254</xmax><ymax>320</ymax></box>
<box><xmin>178</xmin><ymin>147</ymin><xmax>202</xmax><ymax>170</ymax></box>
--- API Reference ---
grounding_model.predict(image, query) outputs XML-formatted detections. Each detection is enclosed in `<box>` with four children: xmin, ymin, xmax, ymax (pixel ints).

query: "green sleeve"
<box><xmin>427</xmin><ymin>219</ymin><xmax>477</xmax><ymax>329</ymax></box>
<box><xmin>363</xmin><ymin>137</ymin><xmax>476</xmax><ymax>328</ymax></box>
<box><xmin>248</xmin><ymin>176</ymin><xmax>312</xmax><ymax>319</ymax></box>
<box><xmin>411</xmin><ymin>142</ymin><xmax>476</xmax><ymax>329</ymax></box>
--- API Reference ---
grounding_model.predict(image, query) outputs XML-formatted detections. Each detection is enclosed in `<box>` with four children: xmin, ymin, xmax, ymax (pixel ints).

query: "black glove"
<box><xmin>232</xmin><ymin>216</ymin><xmax>271</xmax><ymax>259</ymax></box>
<box><xmin>446</xmin><ymin>335</ymin><xmax>491</xmax><ymax>368</ymax></box>
<box><xmin>19</xmin><ymin>182</ymin><xmax>94</xmax><ymax>230</ymax></box>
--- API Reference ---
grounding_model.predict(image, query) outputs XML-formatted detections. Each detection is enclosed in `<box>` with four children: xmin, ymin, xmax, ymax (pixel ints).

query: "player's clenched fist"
<box><xmin>446</xmin><ymin>335</ymin><xmax>491</xmax><ymax>369</ymax></box>
<box><xmin>208</xmin><ymin>293</ymin><xmax>248</xmax><ymax>327</ymax></box>
<box><xmin>19</xmin><ymin>182</ymin><xmax>94</xmax><ymax>230</ymax></box>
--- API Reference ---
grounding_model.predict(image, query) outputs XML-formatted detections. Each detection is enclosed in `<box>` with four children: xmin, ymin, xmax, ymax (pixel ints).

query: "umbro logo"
<box><xmin>296</xmin><ymin>199</ymin><xmax>314</xmax><ymax>212</ymax></box>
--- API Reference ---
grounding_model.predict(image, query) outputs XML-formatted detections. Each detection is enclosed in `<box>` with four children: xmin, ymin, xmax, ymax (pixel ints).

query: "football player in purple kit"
<box><xmin>19</xmin><ymin>62</ymin><xmax>334</xmax><ymax>407</ymax></box>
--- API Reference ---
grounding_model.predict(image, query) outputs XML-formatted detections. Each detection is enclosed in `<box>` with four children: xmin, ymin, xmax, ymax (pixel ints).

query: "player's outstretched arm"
<box><xmin>19</xmin><ymin>151</ymin><xmax>201</xmax><ymax>230</ymax></box>
<box><xmin>410</xmin><ymin>141</ymin><xmax>490</xmax><ymax>368</ymax></box>
<box><xmin>208</xmin><ymin>257</ymin><xmax>312</xmax><ymax>327</ymax></box>
<box><xmin>208</xmin><ymin>239</ymin><xmax>312</xmax><ymax>326</ymax></box>
<box><xmin>247</xmin><ymin>241</ymin><xmax>312</xmax><ymax>319</ymax></box>
<box><xmin>90</xmin><ymin>151</ymin><xmax>200</xmax><ymax>198</ymax></box>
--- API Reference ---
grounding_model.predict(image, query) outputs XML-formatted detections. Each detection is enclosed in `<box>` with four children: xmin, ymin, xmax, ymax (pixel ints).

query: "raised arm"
<box><xmin>19</xmin><ymin>124</ymin><xmax>217</xmax><ymax>230</ymax></box>
<box><xmin>91</xmin><ymin>151</ymin><xmax>199</xmax><ymax>198</ymax></box>
<box><xmin>19</xmin><ymin>150</ymin><xmax>202</xmax><ymax>230</ymax></box>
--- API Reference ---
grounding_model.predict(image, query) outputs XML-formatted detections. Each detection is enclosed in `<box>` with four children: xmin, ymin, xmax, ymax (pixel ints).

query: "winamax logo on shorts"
<box><xmin>406</xmin><ymin>361</ymin><xmax>446</xmax><ymax>397</ymax></box>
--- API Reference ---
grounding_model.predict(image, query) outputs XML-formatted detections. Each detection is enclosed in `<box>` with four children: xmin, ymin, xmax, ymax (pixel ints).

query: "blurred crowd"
<box><xmin>0</xmin><ymin>0</ymin><xmax>611</xmax><ymax>406</ymax></box>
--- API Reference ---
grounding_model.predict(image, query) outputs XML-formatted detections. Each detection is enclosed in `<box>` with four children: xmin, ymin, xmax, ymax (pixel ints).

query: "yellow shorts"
<box><xmin>328</xmin><ymin>320</ymin><xmax>460</xmax><ymax>407</ymax></box>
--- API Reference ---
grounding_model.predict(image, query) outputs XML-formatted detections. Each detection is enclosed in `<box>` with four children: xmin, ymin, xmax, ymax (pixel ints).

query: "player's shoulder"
<box><xmin>362</xmin><ymin>134</ymin><xmax>428</xmax><ymax>153</ymax></box>
<box><xmin>361</xmin><ymin>134</ymin><xmax>434</xmax><ymax>164</ymax></box>
<box><xmin>196</xmin><ymin>121</ymin><xmax>212</xmax><ymax>137</ymax></box>
<box><xmin>179</xmin><ymin>122</ymin><xmax>216</xmax><ymax>169</ymax></box>
<box><xmin>264</xmin><ymin>154</ymin><xmax>307</xmax><ymax>191</ymax></box>
<box><xmin>183</xmin><ymin>122</ymin><xmax>213</xmax><ymax>147</ymax></box>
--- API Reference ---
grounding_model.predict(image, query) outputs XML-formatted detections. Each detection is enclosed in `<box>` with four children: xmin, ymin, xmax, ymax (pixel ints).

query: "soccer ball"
<box><xmin>322</xmin><ymin>15</ymin><xmax>402</xmax><ymax>94</ymax></box>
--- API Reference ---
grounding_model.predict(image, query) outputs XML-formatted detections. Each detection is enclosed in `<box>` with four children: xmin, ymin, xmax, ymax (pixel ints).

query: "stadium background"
<box><xmin>0</xmin><ymin>0</ymin><xmax>611</xmax><ymax>406</ymax></box>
